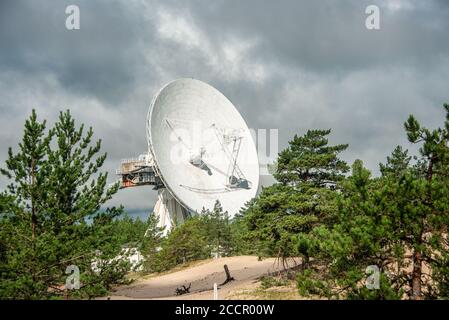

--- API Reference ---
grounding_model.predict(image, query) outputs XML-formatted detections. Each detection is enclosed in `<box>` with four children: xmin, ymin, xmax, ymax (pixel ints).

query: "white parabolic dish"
<box><xmin>147</xmin><ymin>79</ymin><xmax>259</xmax><ymax>217</ymax></box>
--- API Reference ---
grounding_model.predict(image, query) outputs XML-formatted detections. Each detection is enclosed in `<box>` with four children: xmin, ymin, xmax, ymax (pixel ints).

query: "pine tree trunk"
<box><xmin>411</xmin><ymin>249</ymin><xmax>423</xmax><ymax>300</ymax></box>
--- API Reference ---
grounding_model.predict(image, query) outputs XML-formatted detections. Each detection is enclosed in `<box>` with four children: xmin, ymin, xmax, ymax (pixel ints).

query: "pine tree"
<box><xmin>379</xmin><ymin>145</ymin><xmax>411</xmax><ymax>177</ymax></box>
<box><xmin>297</xmin><ymin>104</ymin><xmax>449</xmax><ymax>299</ymax></box>
<box><xmin>140</xmin><ymin>214</ymin><xmax>164</xmax><ymax>273</ymax></box>
<box><xmin>229</xmin><ymin>209</ymin><xmax>256</xmax><ymax>256</ymax></box>
<box><xmin>243</xmin><ymin>129</ymin><xmax>348</xmax><ymax>270</ymax></box>
<box><xmin>297</xmin><ymin>160</ymin><xmax>403</xmax><ymax>299</ymax></box>
<box><xmin>201</xmin><ymin>200</ymin><xmax>233</xmax><ymax>257</ymax></box>
<box><xmin>0</xmin><ymin>110</ymin><xmax>128</xmax><ymax>299</ymax></box>
<box><xmin>0</xmin><ymin>110</ymin><xmax>55</xmax><ymax>298</ymax></box>
<box><xmin>157</xmin><ymin>217</ymin><xmax>209</xmax><ymax>270</ymax></box>
<box><xmin>275</xmin><ymin>129</ymin><xmax>348</xmax><ymax>187</ymax></box>
<box><xmin>402</xmin><ymin>103</ymin><xmax>449</xmax><ymax>299</ymax></box>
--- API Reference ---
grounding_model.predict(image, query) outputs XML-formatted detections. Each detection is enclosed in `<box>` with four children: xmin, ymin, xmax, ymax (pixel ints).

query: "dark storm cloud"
<box><xmin>164</xmin><ymin>0</ymin><xmax>449</xmax><ymax>72</ymax></box>
<box><xmin>0</xmin><ymin>0</ymin><xmax>153</xmax><ymax>105</ymax></box>
<box><xmin>1</xmin><ymin>0</ymin><xmax>449</xmax><ymax>211</ymax></box>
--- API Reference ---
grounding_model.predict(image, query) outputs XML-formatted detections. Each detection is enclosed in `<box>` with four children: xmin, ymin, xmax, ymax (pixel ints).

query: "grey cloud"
<box><xmin>183</xmin><ymin>0</ymin><xmax>449</xmax><ymax>73</ymax></box>
<box><xmin>0</xmin><ymin>0</ymin><xmax>153</xmax><ymax>105</ymax></box>
<box><xmin>1</xmin><ymin>0</ymin><xmax>449</xmax><ymax>213</ymax></box>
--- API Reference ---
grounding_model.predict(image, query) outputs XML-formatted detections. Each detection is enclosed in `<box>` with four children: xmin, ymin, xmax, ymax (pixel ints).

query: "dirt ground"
<box><xmin>103</xmin><ymin>256</ymin><xmax>301</xmax><ymax>300</ymax></box>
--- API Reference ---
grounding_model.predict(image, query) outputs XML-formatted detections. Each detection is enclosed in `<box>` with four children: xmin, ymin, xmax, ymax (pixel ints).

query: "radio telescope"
<box><xmin>117</xmin><ymin>79</ymin><xmax>259</xmax><ymax>233</ymax></box>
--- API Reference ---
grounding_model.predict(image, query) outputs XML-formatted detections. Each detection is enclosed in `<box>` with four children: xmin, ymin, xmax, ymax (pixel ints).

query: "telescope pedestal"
<box><xmin>153</xmin><ymin>188</ymin><xmax>189</xmax><ymax>235</ymax></box>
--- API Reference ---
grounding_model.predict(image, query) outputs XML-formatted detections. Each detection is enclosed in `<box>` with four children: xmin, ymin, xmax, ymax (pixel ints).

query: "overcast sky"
<box><xmin>1</xmin><ymin>0</ymin><xmax>448</xmax><ymax>214</ymax></box>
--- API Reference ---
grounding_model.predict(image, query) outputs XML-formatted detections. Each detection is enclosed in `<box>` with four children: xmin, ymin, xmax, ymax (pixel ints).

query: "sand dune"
<box><xmin>105</xmin><ymin>256</ymin><xmax>299</xmax><ymax>300</ymax></box>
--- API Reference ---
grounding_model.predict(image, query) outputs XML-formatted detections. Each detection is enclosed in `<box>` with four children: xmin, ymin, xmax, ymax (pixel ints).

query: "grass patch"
<box><xmin>260</xmin><ymin>276</ymin><xmax>289</xmax><ymax>289</ymax></box>
<box><xmin>227</xmin><ymin>279</ymin><xmax>304</xmax><ymax>300</ymax></box>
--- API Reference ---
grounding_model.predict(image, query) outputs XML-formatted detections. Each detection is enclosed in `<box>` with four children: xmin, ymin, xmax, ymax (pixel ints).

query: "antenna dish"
<box><xmin>147</xmin><ymin>79</ymin><xmax>259</xmax><ymax>218</ymax></box>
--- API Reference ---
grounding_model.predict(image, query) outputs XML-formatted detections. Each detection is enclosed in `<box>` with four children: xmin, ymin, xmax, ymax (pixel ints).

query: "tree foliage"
<box><xmin>274</xmin><ymin>129</ymin><xmax>349</xmax><ymax>187</ymax></box>
<box><xmin>201</xmin><ymin>201</ymin><xmax>233</xmax><ymax>257</ymax></box>
<box><xmin>153</xmin><ymin>200</ymin><xmax>236</xmax><ymax>271</ymax></box>
<box><xmin>156</xmin><ymin>217</ymin><xmax>209</xmax><ymax>270</ymax></box>
<box><xmin>297</xmin><ymin>104</ymin><xmax>449</xmax><ymax>299</ymax></box>
<box><xmin>243</xmin><ymin>129</ymin><xmax>348</xmax><ymax>268</ymax></box>
<box><xmin>0</xmin><ymin>110</ymin><xmax>128</xmax><ymax>299</ymax></box>
<box><xmin>139</xmin><ymin>214</ymin><xmax>164</xmax><ymax>273</ymax></box>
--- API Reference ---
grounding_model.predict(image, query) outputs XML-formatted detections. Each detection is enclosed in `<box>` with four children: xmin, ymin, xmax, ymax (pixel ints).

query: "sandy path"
<box><xmin>106</xmin><ymin>256</ymin><xmax>297</xmax><ymax>300</ymax></box>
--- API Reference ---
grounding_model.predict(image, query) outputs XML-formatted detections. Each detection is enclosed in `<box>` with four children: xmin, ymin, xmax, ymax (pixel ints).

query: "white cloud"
<box><xmin>153</xmin><ymin>6</ymin><xmax>268</xmax><ymax>84</ymax></box>
<box><xmin>381</xmin><ymin>0</ymin><xmax>415</xmax><ymax>12</ymax></box>
<box><xmin>156</xmin><ymin>9</ymin><xmax>202</xmax><ymax>49</ymax></box>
